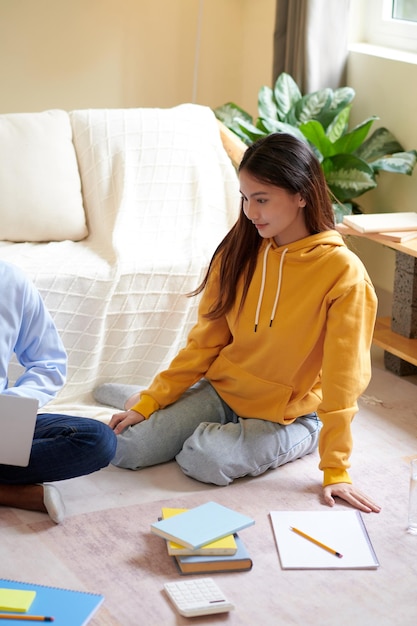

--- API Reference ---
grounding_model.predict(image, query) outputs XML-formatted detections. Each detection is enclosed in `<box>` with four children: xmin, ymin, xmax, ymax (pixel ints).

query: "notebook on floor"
<box><xmin>0</xmin><ymin>395</ymin><xmax>38</xmax><ymax>467</ymax></box>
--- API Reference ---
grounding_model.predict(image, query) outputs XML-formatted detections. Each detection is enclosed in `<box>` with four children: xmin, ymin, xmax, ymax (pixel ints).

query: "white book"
<box><xmin>343</xmin><ymin>212</ymin><xmax>417</xmax><ymax>233</ymax></box>
<box><xmin>373</xmin><ymin>230</ymin><xmax>417</xmax><ymax>243</ymax></box>
<box><xmin>270</xmin><ymin>510</ymin><xmax>379</xmax><ymax>570</ymax></box>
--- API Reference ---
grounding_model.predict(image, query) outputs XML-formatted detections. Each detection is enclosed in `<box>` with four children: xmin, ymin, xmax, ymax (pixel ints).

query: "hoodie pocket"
<box><xmin>206</xmin><ymin>353</ymin><xmax>293</xmax><ymax>421</ymax></box>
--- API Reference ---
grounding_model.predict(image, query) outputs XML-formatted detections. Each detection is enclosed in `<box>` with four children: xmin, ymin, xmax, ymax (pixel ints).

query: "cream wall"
<box><xmin>346</xmin><ymin>1</ymin><xmax>417</xmax><ymax>315</ymax></box>
<box><xmin>0</xmin><ymin>0</ymin><xmax>275</xmax><ymax>114</ymax></box>
<box><xmin>2</xmin><ymin>0</ymin><xmax>416</xmax><ymax>313</ymax></box>
<box><xmin>346</xmin><ymin>47</ymin><xmax>417</xmax><ymax>314</ymax></box>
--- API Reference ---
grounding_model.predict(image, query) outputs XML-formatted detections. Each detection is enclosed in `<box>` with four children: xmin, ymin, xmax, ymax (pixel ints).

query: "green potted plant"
<box><xmin>214</xmin><ymin>72</ymin><xmax>417</xmax><ymax>222</ymax></box>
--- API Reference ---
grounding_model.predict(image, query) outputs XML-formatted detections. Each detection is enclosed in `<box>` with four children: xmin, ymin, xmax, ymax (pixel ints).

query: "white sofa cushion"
<box><xmin>0</xmin><ymin>109</ymin><xmax>88</xmax><ymax>242</ymax></box>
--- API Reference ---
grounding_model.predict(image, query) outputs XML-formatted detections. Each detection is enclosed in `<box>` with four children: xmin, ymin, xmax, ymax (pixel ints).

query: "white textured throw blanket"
<box><xmin>1</xmin><ymin>105</ymin><xmax>240</xmax><ymax>420</ymax></box>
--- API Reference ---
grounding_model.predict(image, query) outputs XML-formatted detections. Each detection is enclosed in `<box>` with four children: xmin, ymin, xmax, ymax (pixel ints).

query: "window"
<box><xmin>364</xmin><ymin>0</ymin><xmax>417</xmax><ymax>53</ymax></box>
<box><xmin>392</xmin><ymin>0</ymin><xmax>417</xmax><ymax>22</ymax></box>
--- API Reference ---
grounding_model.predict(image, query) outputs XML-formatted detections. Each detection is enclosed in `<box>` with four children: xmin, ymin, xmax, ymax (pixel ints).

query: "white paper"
<box><xmin>270</xmin><ymin>510</ymin><xmax>379</xmax><ymax>569</ymax></box>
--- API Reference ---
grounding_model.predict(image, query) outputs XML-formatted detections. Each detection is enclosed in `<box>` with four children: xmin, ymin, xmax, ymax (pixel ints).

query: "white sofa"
<box><xmin>0</xmin><ymin>104</ymin><xmax>241</xmax><ymax>421</ymax></box>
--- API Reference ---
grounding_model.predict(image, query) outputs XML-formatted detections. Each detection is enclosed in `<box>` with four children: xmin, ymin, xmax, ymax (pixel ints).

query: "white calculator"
<box><xmin>164</xmin><ymin>577</ymin><xmax>235</xmax><ymax>617</ymax></box>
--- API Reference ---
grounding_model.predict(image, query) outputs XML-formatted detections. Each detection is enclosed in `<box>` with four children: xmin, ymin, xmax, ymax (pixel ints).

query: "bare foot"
<box><xmin>0</xmin><ymin>483</ymin><xmax>47</xmax><ymax>512</ymax></box>
<box><xmin>0</xmin><ymin>483</ymin><xmax>65</xmax><ymax>523</ymax></box>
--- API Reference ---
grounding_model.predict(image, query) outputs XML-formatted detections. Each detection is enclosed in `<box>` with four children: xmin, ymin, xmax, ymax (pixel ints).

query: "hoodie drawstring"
<box><xmin>270</xmin><ymin>247</ymin><xmax>288</xmax><ymax>327</ymax></box>
<box><xmin>254</xmin><ymin>243</ymin><xmax>288</xmax><ymax>332</ymax></box>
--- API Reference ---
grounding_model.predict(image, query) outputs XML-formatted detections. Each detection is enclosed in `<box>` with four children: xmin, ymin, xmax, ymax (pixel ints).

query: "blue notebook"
<box><xmin>150</xmin><ymin>501</ymin><xmax>255</xmax><ymax>549</ymax></box>
<box><xmin>0</xmin><ymin>579</ymin><xmax>104</xmax><ymax>625</ymax></box>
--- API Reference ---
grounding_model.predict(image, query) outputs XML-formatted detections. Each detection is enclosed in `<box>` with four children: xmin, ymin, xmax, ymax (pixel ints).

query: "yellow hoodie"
<box><xmin>131</xmin><ymin>231</ymin><xmax>377</xmax><ymax>487</ymax></box>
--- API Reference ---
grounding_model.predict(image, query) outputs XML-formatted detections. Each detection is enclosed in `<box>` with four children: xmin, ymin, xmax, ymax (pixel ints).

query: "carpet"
<box><xmin>24</xmin><ymin>445</ymin><xmax>417</xmax><ymax>626</ymax></box>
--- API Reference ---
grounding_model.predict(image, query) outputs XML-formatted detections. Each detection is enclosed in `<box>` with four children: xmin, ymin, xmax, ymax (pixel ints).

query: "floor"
<box><xmin>1</xmin><ymin>346</ymin><xmax>416</xmax><ymax>625</ymax></box>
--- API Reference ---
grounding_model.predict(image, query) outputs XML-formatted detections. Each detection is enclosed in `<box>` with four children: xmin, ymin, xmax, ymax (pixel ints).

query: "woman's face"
<box><xmin>239</xmin><ymin>170</ymin><xmax>309</xmax><ymax>246</ymax></box>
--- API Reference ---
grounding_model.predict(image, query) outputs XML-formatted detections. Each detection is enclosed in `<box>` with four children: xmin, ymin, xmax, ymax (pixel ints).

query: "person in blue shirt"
<box><xmin>0</xmin><ymin>260</ymin><xmax>116</xmax><ymax>523</ymax></box>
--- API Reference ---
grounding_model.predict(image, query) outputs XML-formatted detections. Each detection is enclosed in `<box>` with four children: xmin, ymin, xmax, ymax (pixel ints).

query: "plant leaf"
<box><xmin>236</xmin><ymin>118</ymin><xmax>267</xmax><ymax>143</ymax></box>
<box><xmin>293</xmin><ymin>89</ymin><xmax>332</xmax><ymax>126</ymax></box>
<box><xmin>296</xmin><ymin>87</ymin><xmax>355</xmax><ymax>130</ymax></box>
<box><xmin>370</xmin><ymin>150</ymin><xmax>417</xmax><ymax>175</ymax></box>
<box><xmin>326</xmin><ymin>106</ymin><xmax>351</xmax><ymax>143</ymax></box>
<box><xmin>299</xmin><ymin>120</ymin><xmax>333</xmax><ymax>158</ymax></box>
<box><xmin>322</xmin><ymin>154</ymin><xmax>377</xmax><ymax>201</ymax></box>
<box><xmin>213</xmin><ymin>104</ymin><xmax>255</xmax><ymax>144</ymax></box>
<box><xmin>319</xmin><ymin>87</ymin><xmax>356</xmax><ymax>129</ymax></box>
<box><xmin>328</xmin><ymin>86</ymin><xmax>356</xmax><ymax>112</ymax></box>
<box><xmin>332</xmin><ymin>201</ymin><xmax>354</xmax><ymax>224</ymax></box>
<box><xmin>258</xmin><ymin>86</ymin><xmax>279</xmax><ymax>121</ymax></box>
<box><xmin>355</xmin><ymin>127</ymin><xmax>403</xmax><ymax>161</ymax></box>
<box><xmin>213</xmin><ymin>102</ymin><xmax>253</xmax><ymax>126</ymax></box>
<box><xmin>273</xmin><ymin>72</ymin><xmax>302</xmax><ymax>121</ymax></box>
<box><xmin>259</xmin><ymin>117</ymin><xmax>307</xmax><ymax>142</ymax></box>
<box><xmin>331</xmin><ymin>116</ymin><xmax>378</xmax><ymax>155</ymax></box>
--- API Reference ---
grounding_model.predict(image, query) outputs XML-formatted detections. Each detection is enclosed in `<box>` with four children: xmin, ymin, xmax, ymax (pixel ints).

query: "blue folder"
<box><xmin>0</xmin><ymin>579</ymin><xmax>103</xmax><ymax>625</ymax></box>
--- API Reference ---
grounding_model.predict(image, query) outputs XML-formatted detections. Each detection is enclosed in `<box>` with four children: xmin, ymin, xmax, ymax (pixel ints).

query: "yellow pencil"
<box><xmin>0</xmin><ymin>615</ymin><xmax>54</xmax><ymax>622</ymax></box>
<box><xmin>290</xmin><ymin>526</ymin><xmax>343</xmax><ymax>558</ymax></box>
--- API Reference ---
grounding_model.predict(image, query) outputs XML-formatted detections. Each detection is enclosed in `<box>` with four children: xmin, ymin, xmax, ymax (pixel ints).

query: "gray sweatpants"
<box><xmin>111</xmin><ymin>379</ymin><xmax>322</xmax><ymax>486</ymax></box>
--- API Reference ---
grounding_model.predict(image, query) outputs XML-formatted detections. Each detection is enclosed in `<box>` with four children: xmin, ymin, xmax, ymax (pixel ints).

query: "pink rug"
<box><xmin>22</xmin><ymin>451</ymin><xmax>417</xmax><ymax>626</ymax></box>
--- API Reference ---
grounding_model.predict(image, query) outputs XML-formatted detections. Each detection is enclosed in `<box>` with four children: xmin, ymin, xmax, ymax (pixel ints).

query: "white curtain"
<box><xmin>273</xmin><ymin>0</ymin><xmax>351</xmax><ymax>92</ymax></box>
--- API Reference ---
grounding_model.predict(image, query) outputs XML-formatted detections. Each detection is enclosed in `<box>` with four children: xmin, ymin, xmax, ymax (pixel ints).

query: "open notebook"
<box><xmin>270</xmin><ymin>510</ymin><xmax>379</xmax><ymax>569</ymax></box>
<box><xmin>0</xmin><ymin>395</ymin><xmax>38</xmax><ymax>467</ymax></box>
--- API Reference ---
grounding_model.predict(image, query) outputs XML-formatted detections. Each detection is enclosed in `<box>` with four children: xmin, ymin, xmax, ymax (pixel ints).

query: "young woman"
<box><xmin>95</xmin><ymin>133</ymin><xmax>381</xmax><ymax>514</ymax></box>
<box><xmin>0</xmin><ymin>260</ymin><xmax>117</xmax><ymax>523</ymax></box>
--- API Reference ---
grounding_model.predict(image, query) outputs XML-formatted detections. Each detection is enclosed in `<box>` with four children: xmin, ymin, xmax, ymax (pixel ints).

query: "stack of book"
<box><xmin>150</xmin><ymin>501</ymin><xmax>254</xmax><ymax>575</ymax></box>
<box><xmin>341</xmin><ymin>211</ymin><xmax>417</xmax><ymax>242</ymax></box>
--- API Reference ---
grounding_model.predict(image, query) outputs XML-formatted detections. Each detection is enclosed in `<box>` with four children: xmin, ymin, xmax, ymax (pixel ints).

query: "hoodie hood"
<box><xmin>254</xmin><ymin>230</ymin><xmax>345</xmax><ymax>332</ymax></box>
<box><xmin>268</xmin><ymin>229</ymin><xmax>346</xmax><ymax>257</ymax></box>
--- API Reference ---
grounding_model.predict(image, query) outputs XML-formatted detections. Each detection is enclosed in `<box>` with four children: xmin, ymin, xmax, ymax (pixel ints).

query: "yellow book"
<box><xmin>161</xmin><ymin>508</ymin><xmax>238</xmax><ymax>556</ymax></box>
<box><xmin>0</xmin><ymin>588</ymin><xmax>36</xmax><ymax>612</ymax></box>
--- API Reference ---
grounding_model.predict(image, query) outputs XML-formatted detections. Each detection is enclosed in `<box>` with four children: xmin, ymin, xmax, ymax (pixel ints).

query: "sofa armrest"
<box><xmin>217</xmin><ymin>120</ymin><xmax>247</xmax><ymax>169</ymax></box>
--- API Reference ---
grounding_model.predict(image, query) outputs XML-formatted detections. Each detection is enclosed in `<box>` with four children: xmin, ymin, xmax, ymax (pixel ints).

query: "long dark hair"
<box><xmin>190</xmin><ymin>133</ymin><xmax>335</xmax><ymax>318</ymax></box>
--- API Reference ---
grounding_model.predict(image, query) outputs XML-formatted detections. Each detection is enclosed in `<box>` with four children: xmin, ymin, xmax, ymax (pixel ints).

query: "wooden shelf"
<box><xmin>336</xmin><ymin>223</ymin><xmax>417</xmax><ymax>257</ymax></box>
<box><xmin>336</xmin><ymin>225</ymin><xmax>417</xmax><ymax>371</ymax></box>
<box><xmin>373</xmin><ymin>317</ymin><xmax>417</xmax><ymax>367</ymax></box>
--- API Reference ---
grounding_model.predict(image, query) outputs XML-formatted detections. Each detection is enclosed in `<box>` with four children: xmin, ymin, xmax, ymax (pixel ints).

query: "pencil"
<box><xmin>290</xmin><ymin>526</ymin><xmax>343</xmax><ymax>558</ymax></box>
<box><xmin>0</xmin><ymin>616</ymin><xmax>54</xmax><ymax>622</ymax></box>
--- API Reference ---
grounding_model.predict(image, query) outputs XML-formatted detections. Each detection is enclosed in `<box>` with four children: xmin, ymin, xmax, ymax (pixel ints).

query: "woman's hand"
<box><xmin>323</xmin><ymin>483</ymin><xmax>381</xmax><ymax>513</ymax></box>
<box><xmin>109</xmin><ymin>409</ymin><xmax>145</xmax><ymax>435</ymax></box>
<box><xmin>125</xmin><ymin>392</ymin><xmax>142</xmax><ymax>410</ymax></box>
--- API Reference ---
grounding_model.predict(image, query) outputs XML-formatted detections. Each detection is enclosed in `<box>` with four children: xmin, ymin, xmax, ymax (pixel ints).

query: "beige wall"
<box><xmin>0</xmin><ymin>0</ymin><xmax>275</xmax><ymax>114</ymax></box>
<box><xmin>346</xmin><ymin>48</ymin><xmax>417</xmax><ymax>313</ymax></box>
<box><xmin>348</xmin><ymin>50</ymin><xmax>417</xmax><ymax>218</ymax></box>
<box><xmin>2</xmin><ymin>0</ymin><xmax>416</xmax><ymax>313</ymax></box>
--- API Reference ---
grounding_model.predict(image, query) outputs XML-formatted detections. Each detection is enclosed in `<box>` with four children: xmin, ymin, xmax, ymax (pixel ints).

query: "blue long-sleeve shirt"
<box><xmin>0</xmin><ymin>260</ymin><xmax>66</xmax><ymax>407</ymax></box>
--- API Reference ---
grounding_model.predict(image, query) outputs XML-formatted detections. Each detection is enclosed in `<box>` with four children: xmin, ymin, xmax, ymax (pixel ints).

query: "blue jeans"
<box><xmin>113</xmin><ymin>379</ymin><xmax>322</xmax><ymax>486</ymax></box>
<box><xmin>0</xmin><ymin>413</ymin><xmax>117</xmax><ymax>484</ymax></box>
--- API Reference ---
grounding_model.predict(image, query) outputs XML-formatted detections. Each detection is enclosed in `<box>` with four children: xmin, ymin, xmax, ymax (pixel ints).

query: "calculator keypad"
<box><xmin>164</xmin><ymin>578</ymin><xmax>235</xmax><ymax>617</ymax></box>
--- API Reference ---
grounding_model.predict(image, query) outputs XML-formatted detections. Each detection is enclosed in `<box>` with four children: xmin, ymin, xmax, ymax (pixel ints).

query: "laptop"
<box><xmin>0</xmin><ymin>395</ymin><xmax>38</xmax><ymax>467</ymax></box>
